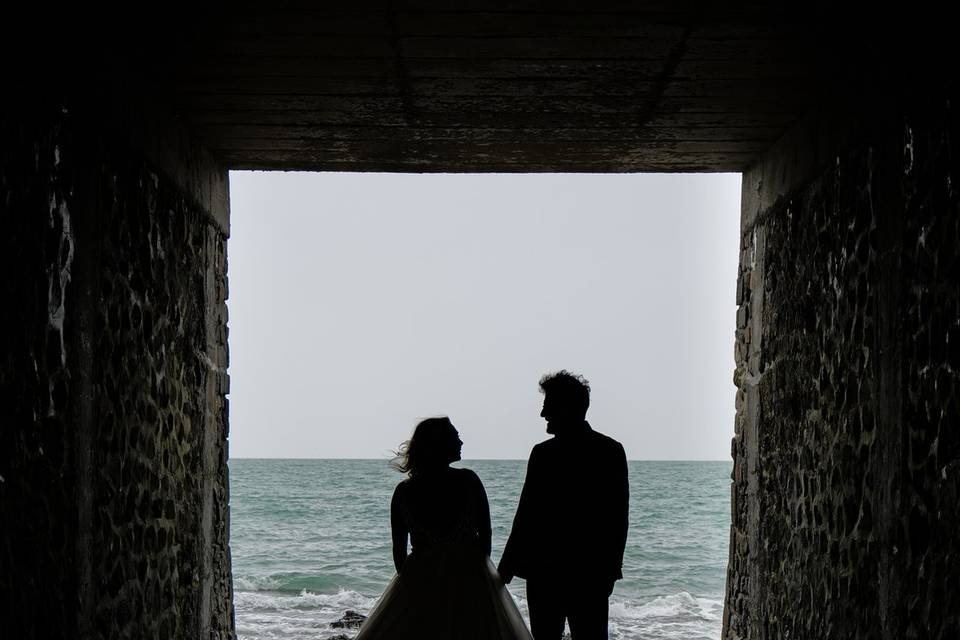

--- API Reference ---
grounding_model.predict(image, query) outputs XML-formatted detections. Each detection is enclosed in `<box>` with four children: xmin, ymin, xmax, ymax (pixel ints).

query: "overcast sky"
<box><xmin>227</xmin><ymin>172</ymin><xmax>741</xmax><ymax>460</ymax></box>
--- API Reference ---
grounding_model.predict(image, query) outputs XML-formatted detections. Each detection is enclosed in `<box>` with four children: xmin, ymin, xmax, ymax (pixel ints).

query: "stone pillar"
<box><xmin>201</xmin><ymin>209</ymin><xmax>234</xmax><ymax>639</ymax></box>
<box><xmin>0</xmin><ymin>94</ymin><xmax>235</xmax><ymax>638</ymax></box>
<box><xmin>722</xmin><ymin>89</ymin><xmax>959</xmax><ymax>638</ymax></box>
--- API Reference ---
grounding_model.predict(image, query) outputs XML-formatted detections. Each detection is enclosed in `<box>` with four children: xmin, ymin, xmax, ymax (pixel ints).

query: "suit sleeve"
<box><xmin>498</xmin><ymin>446</ymin><xmax>540</xmax><ymax>579</ymax></box>
<box><xmin>611</xmin><ymin>442</ymin><xmax>629</xmax><ymax>581</ymax></box>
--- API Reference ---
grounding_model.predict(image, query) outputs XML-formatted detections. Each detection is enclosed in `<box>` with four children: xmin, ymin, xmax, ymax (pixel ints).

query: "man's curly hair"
<box><xmin>539</xmin><ymin>370</ymin><xmax>591</xmax><ymax>418</ymax></box>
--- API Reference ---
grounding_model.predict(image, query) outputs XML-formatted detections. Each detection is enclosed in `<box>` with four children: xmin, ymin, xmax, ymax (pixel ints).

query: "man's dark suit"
<box><xmin>499</xmin><ymin>421</ymin><xmax>628</xmax><ymax>639</ymax></box>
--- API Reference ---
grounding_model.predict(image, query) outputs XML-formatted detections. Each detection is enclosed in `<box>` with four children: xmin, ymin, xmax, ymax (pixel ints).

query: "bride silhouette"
<box><xmin>355</xmin><ymin>417</ymin><xmax>533</xmax><ymax>640</ymax></box>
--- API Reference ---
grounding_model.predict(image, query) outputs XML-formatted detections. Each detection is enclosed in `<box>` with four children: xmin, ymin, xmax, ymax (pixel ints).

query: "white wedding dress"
<box><xmin>355</xmin><ymin>468</ymin><xmax>532</xmax><ymax>640</ymax></box>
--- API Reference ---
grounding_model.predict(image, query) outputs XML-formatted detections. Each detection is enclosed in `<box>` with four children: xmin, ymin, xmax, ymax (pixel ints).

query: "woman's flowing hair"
<box><xmin>391</xmin><ymin>416</ymin><xmax>456</xmax><ymax>477</ymax></box>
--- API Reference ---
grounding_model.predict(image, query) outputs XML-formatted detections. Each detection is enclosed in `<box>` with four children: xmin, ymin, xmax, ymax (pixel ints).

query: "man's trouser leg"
<box><xmin>526</xmin><ymin>579</ymin><xmax>566</xmax><ymax>640</ymax></box>
<box><xmin>566</xmin><ymin>585</ymin><xmax>609</xmax><ymax>640</ymax></box>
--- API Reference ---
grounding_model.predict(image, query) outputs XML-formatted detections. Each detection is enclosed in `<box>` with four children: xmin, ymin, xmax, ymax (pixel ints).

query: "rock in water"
<box><xmin>332</xmin><ymin>610</ymin><xmax>367</xmax><ymax>629</ymax></box>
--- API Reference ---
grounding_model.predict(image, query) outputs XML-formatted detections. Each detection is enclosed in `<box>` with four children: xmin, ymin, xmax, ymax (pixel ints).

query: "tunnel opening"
<box><xmin>224</xmin><ymin>170</ymin><xmax>741</xmax><ymax>637</ymax></box>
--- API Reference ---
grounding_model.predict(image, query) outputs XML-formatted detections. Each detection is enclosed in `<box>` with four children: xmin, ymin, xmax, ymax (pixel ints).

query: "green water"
<box><xmin>231</xmin><ymin>459</ymin><xmax>731</xmax><ymax>639</ymax></box>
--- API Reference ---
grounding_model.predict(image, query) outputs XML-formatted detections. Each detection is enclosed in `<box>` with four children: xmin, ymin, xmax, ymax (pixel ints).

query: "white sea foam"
<box><xmin>236</xmin><ymin>588</ymin><xmax>378</xmax><ymax>639</ymax></box>
<box><xmin>609</xmin><ymin>592</ymin><xmax>723</xmax><ymax>640</ymax></box>
<box><xmin>234</xmin><ymin>587</ymin><xmax>721</xmax><ymax>640</ymax></box>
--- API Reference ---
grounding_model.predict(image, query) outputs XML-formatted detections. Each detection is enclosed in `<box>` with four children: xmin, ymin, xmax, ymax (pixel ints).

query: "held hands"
<box><xmin>498</xmin><ymin>568</ymin><xmax>514</xmax><ymax>585</ymax></box>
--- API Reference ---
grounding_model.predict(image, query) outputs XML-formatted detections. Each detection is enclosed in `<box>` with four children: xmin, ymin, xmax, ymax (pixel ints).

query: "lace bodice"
<box><xmin>392</xmin><ymin>467</ymin><xmax>491</xmax><ymax>556</ymax></box>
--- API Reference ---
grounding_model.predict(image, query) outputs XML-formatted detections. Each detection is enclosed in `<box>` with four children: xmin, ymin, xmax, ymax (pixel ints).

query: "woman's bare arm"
<box><xmin>473</xmin><ymin>472</ymin><xmax>492</xmax><ymax>557</ymax></box>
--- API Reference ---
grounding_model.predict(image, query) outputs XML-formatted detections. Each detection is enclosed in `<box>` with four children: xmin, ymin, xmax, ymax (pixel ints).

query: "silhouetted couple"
<box><xmin>355</xmin><ymin>371</ymin><xmax>629</xmax><ymax>640</ymax></box>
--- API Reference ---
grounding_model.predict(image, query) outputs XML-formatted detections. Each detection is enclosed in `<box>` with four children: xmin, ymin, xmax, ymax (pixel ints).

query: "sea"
<box><xmin>230</xmin><ymin>459</ymin><xmax>731</xmax><ymax>640</ymax></box>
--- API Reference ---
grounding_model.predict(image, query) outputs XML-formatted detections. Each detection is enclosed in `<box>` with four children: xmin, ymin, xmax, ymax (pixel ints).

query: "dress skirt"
<box><xmin>355</xmin><ymin>545</ymin><xmax>533</xmax><ymax>640</ymax></box>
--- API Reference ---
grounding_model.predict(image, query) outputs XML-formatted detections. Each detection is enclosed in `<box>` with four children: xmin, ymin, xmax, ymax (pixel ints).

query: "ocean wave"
<box><xmin>234</xmin><ymin>589</ymin><xmax>377</xmax><ymax>621</ymax></box>
<box><xmin>235</xmin><ymin>587</ymin><xmax>375</xmax><ymax>612</ymax></box>
<box><xmin>609</xmin><ymin>592</ymin><xmax>723</xmax><ymax>640</ymax></box>
<box><xmin>235</xmin><ymin>572</ymin><xmax>348</xmax><ymax>594</ymax></box>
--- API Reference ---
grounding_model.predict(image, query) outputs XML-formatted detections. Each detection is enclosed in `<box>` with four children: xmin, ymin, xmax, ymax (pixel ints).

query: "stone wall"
<box><xmin>0</xmin><ymin>102</ymin><xmax>234</xmax><ymax>638</ymax></box>
<box><xmin>0</xmin><ymin>102</ymin><xmax>80</xmax><ymax>640</ymax></box>
<box><xmin>724</xmin><ymin>91</ymin><xmax>959</xmax><ymax>639</ymax></box>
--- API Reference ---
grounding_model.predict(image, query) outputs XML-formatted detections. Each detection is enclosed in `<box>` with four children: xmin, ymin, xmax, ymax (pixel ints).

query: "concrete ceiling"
<box><xmin>167</xmin><ymin>3</ymin><xmax>823</xmax><ymax>172</ymax></box>
<box><xmin>19</xmin><ymin>3</ymin><xmax>943</xmax><ymax>173</ymax></box>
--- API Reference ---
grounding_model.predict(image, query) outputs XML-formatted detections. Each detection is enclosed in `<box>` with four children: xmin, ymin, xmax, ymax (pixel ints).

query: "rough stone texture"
<box><xmin>0</xmin><ymin>103</ymin><xmax>79</xmax><ymax>640</ymax></box>
<box><xmin>724</xmin><ymin>89</ymin><xmax>959</xmax><ymax>639</ymax></box>
<box><xmin>0</xmin><ymin>104</ymin><xmax>234</xmax><ymax>639</ymax></box>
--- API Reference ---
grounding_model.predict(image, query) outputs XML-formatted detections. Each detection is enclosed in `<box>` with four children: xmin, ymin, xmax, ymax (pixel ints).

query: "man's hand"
<box><xmin>498</xmin><ymin>568</ymin><xmax>514</xmax><ymax>585</ymax></box>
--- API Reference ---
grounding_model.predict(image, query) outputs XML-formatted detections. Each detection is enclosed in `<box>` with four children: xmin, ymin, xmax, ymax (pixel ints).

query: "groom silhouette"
<box><xmin>499</xmin><ymin>371</ymin><xmax>629</xmax><ymax>640</ymax></box>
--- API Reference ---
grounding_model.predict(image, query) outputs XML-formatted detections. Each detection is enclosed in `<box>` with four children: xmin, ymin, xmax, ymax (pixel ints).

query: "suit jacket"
<box><xmin>499</xmin><ymin>422</ymin><xmax>628</xmax><ymax>586</ymax></box>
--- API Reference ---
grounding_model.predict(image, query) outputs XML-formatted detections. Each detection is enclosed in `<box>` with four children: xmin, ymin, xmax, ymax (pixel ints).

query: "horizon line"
<box><xmin>229</xmin><ymin>457</ymin><xmax>732</xmax><ymax>462</ymax></box>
